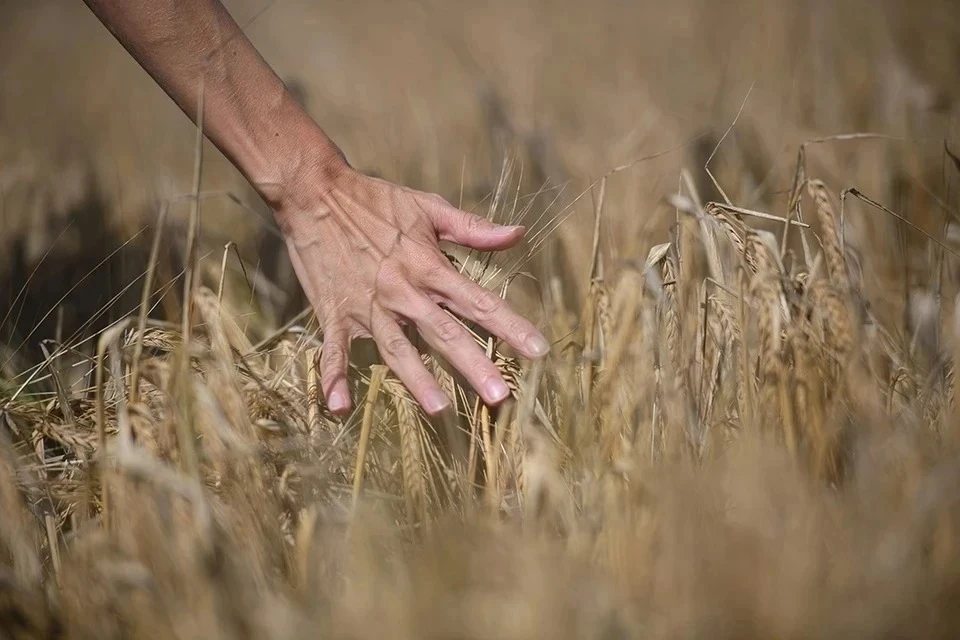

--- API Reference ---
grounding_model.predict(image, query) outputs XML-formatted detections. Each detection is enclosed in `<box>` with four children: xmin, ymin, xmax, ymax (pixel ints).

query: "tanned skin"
<box><xmin>83</xmin><ymin>0</ymin><xmax>549</xmax><ymax>416</ymax></box>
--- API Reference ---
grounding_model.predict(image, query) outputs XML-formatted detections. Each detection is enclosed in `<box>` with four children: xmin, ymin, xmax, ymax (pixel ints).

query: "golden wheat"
<box><xmin>3</xmin><ymin>2</ymin><xmax>960</xmax><ymax>632</ymax></box>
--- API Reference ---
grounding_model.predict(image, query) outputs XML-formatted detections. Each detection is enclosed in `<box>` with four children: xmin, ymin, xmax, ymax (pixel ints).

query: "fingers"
<box><xmin>433</xmin><ymin>273</ymin><xmax>549</xmax><ymax>360</ymax></box>
<box><xmin>426</xmin><ymin>197</ymin><xmax>525</xmax><ymax>251</ymax></box>
<box><xmin>404</xmin><ymin>293</ymin><xmax>511</xmax><ymax>406</ymax></box>
<box><xmin>370</xmin><ymin>308</ymin><xmax>451</xmax><ymax>416</ymax></box>
<box><xmin>319</xmin><ymin>325</ymin><xmax>352</xmax><ymax>415</ymax></box>
<box><xmin>288</xmin><ymin>246</ymin><xmax>352</xmax><ymax>415</ymax></box>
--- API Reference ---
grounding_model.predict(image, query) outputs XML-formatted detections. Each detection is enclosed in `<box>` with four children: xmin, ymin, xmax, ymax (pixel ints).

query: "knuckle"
<box><xmin>471</xmin><ymin>287</ymin><xmax>503</xmax><ymax>319</ymax></box>
<box><xmin>375</xmin><ymin>264</ymin><xmax>411</xmax><ymax>305</ymax></box>
<box><xmin>381</xmin><ymin>335</ymin><xmax>411</xmax><ymax>360</ymax></box>
<box><xmin>464</xmin><ymin>213</ymin><xmax>483</xmax><ymax>232</ymax></box>
<box><xmin>419</xmin><ymin>252</ymin><xmax>452</xmax><ymax>282</ymax></box>
<box><xmin>432</xmin><ymin>316</ymin><xmax>462</xmax><ymax>344</ymax></box>
<box><xmin>376</xmin><ymin>261</ymin><xmax>405</xmax><ymax>288</ymax></box>
<box><xmin>321</xmin><ymin>342</ymin><xmax>347</xmax><ymax>367</ymax></box>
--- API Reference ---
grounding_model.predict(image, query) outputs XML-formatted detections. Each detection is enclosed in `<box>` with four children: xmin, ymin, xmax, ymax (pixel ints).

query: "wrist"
<box><xmin>233</xmin><ymin>86</ymin><xmax>349</xmax><ymax>214</ymax></box>
<box><xmin>265</xmin><ymin>121</ymin><xmax>356</xmax><ymax>239</ymax></box>
<box><xmin>274</xmin><ymin>125</ymin><xmax>350</xmax><ymax>213</ymax></box>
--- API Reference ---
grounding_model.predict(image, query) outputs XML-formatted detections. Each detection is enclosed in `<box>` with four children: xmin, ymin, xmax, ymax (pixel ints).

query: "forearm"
<box><xmin>85</xmin><ymin>0</ymin><xmax>548</xmax><ymax>416</ymax></box>
<box><xmin>83</xmin><ymin>0</ymin><xmax>344</xmax><ymax>208</ymax></box>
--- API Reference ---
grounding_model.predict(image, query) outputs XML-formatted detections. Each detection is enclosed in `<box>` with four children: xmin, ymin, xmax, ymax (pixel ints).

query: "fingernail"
<box><xmin>423</xmin><ymin>389</ymin><xmax>450</xmax><ymax>414</ymax></box>
<box><xmin>494</xmin><ymin>225</ymin><xmax>524</xmax><ymax>236</ymax></box>
<box><xmin>328</xmin><ymin>389</ymin><xmax>349</xmax><ymax>413</ymax></box>
<box><xmin>526</xmin><ymin>334</ymin><xmax>550</xmax><ymax>358</ymax></box>
<box><xmin>484</xmin><ymin>376</ymin><xmax>510</xmax><ymax>404</ymax></box>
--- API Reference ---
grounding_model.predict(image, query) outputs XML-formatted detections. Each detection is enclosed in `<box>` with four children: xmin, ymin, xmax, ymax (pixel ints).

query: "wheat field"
<box><xmin>2</xmin><ymin>1</ymin><xmax>960</xmax><ymax>638</ymax></box>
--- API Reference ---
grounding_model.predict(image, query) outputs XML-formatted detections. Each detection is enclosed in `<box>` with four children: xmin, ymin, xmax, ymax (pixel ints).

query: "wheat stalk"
<box><xmin>384</xmin><ymin>377</ymin><xmax>428</xmax><ymax>525</ymax></box>
<box><xmin>807</xmin><ymin>180</ymin><xmax>850</xmax><ymax>292</ymax></box>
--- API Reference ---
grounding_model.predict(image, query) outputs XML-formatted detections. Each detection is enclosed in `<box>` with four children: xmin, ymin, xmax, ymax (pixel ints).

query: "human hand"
<box><xmin>82</xmin><ymin>0</ymin><xmax>550</xmax><ymax>415</ymax></box>
<box><xmin>273</xmin><ymin>158</ymin><xmax>550</xmax><ymax>417</ymax></box>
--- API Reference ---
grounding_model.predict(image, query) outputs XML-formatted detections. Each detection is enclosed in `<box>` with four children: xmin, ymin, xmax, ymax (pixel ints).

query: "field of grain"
<box><xmin>2</xmin><ymin>1</ymin><xmax>960</xmax><ymax>638</ymax></box>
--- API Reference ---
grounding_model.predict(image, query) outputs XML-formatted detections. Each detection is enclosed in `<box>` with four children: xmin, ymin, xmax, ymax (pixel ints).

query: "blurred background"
<box><xmin>2</xmin><ymin>0</ymin><xmax>959</xmax><ymax>370</ymax></box>
<box><xmin>6</xmin><ymin>3</ymin><xmax>960</xmax><ymax>637</ymax></box>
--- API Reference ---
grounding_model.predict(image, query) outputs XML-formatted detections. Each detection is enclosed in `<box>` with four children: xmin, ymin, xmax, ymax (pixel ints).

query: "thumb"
<box><xmin>432</xmin><ymin>203</ymin><xmax>525</xmax><ymax>251</ymax></box>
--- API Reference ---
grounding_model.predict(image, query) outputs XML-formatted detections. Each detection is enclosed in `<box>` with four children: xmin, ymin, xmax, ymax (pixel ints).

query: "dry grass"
<box><xmin>3</xmin><ymin>152</ymin><xmax>960</xmax><ymax>638</ymax></box>
<box><xmin>4</xmin><ymin>0</ymin><xmax>960</xmax><ymax>638</ymax></box>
